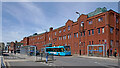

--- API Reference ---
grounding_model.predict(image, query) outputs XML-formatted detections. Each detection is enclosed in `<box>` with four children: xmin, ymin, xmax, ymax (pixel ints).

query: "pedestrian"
<box><xmin>110</xmin><ymin>48</ymin><xmax>112</xmax><ymax>56</ymax></box>
<box><xmin>114</xmin><ymin>49</ymin><xmax>117</xmax><ymax>57</ymax></box>
<box><xmin>46</xmin><ymin>52</ymin><xmax>49</xmax><ymax>63</ymax></box>
<box><xmin>107</xmin><ymin>49</ymin><xmax>109</xmax><ymax>58</ymax></box>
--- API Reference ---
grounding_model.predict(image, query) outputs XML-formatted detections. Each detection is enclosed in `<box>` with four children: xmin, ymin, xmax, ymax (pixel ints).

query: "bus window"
<box><xmin>61</xmin><ymin>48</ymin><xmax>64</xmax><ymax>52</ymax></box>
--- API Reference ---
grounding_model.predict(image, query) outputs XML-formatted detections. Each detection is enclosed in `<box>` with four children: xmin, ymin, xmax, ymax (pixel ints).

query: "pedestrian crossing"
<box><xmin>40</xmin><ymin>62</ymin><xmax>56</xmax><ymax>66</ymax></box>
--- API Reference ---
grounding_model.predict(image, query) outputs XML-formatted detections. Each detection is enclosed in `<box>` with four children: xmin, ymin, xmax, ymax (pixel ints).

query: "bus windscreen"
<box><xmin>64</xmin><ymin>46</ymin><xmax>70</xmax><ymax>51</ymax></box>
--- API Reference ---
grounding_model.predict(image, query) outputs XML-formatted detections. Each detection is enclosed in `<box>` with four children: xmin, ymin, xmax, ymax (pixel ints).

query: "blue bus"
<box><xmin>45</xmin><ymin>46</ymin><xmax>71</xmax><ymax>56</ymax></box>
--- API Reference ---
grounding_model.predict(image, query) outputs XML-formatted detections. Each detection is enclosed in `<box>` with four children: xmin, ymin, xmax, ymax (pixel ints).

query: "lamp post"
<box><xmin>76</xmin><ymin>11</ymin><xmax>81</xmax><ymax>55</ymax></box>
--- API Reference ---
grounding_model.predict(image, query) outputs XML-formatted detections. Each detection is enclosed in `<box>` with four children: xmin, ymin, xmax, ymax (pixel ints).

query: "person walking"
<box><xmin>114</xmin><ymin>49</ymin><xmax>117</xmax><ymax>57</ymax></box>
<box><xmin>107</xmin><ymin>49</ymin><xmax>109</xmax><ymax>58</ymax></box>
<box><xmin>45</xmin><ymin>52</ymin><xmax>49</xmax><ymax>63</ymax></box>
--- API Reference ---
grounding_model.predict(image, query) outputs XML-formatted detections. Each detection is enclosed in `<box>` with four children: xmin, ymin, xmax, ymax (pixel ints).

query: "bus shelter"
<box><xmin>87</xmin><ymin>44</ymin><xmax>106</xmax><ymax>57</ymax></box>
<box><xmin>20</xmin><ymin>45</ymin><xmax>36</xmax><ymax>56</ymax></box>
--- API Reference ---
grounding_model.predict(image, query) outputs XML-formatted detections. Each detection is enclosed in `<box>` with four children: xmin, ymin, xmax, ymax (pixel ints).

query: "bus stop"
<box><xmin>20</xmin><ymin>45</ymin><xmax>36</xmax><ymax>56</ymax></box>
<box><xmin>87</xmin><ymin>44</ymin><xmax>106</xmax><ymax>57</ymax></box>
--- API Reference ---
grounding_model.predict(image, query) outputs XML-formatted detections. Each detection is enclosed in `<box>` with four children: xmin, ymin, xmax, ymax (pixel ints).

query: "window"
<box><xmin>70</xmin><ymin>34</ymin><xmax>71</xmax><ymax>38</ymax></box>
<box><xmin>116</xmin><ymin>18</ymin><xmax>118</xmax><ymax>23</ymax></box>
<box><xmin>76</xmin><ymin>33</ymin><xmax>78</xmax><ymax>37</ymax></box>
<box><xmin>110</xmin><ymin>40</ymin><xmax>113</xmax><ymax>47</ymax></box>
<box><xmin>81</xmin><ymin>21</ymin><xmax>84</xmax><ymax>27</ymax></box>
<box><xmin>92</xmin><ymin>41</ymin><xmax>94</xmax><ymax>45</ymax></box>
<box><xmin>49</xmin><ymin>37</ymin><xmax>50</xmax><ymax>41</ymax></box>
<box><xmin>98</xmin><ymin>28</ymin><xmax>100</xmax><ymax>34</ymax></box>
<box><xmin>55</xmin><ymin>32</ymin><xmax>56</xmax><ymax>35</ymax></box>
<box><xmin>89</xmin><ymin>20</ymin><xmax>92</xmax><ymax>24</ymax></box>
<box><xmin>110</xmin><ymin>27</ymin><xmax>113</xmax><ymax>33</ymax></box>
<box><xmin>102</xmin><ymin>40</ymin><xmax>104</xmax><ymax>42</ymax></box>
<box><xmin>92</xmin><ymin>29</ymin><xmax>94</xmax><ymax>35</ymax></box>
<box><xmin>63</xmin><ymin>29</ymin><xmax>65</xmax><ymax>32</ymax></box>
<box><xmin>74</xmin><ymin>33</ymin><xmax>78</xmax><ymax>38</ymax></box>
<box><xmin>63</xmin><ymin>36</ymin><xmax>66</xmax><ymax>40</ymax></box>
<box><xmin>59</xmin><ymin>37</ymin><xmax>61</xmax><ymax>40</ymax></box>
<box><xmin>37</xmin><ymin>37</ymin><xmax>39</xmax><ymax>40</ymax></box>
<box><xmin>68</xmin><ymin>26</ymin><xmax>70</xmax><ymax>30</ymax></box>
<box><xmin>59</xmin><ymin>30</ymin><xmax>61</xmax><ymax>33</ymax></box>
<box><xmin>61</xmin><ymin>37</ymin><xmax>62</xmax><ymax>40</ymax></box>
<box><xmin>63</xmin><ymin>36</ymin><xmax>64</xmax><ymax>40</ymax></box>
<box><xmin>98</xmin><ymin>17</ymin><xmax>103</xmax><ymax>22</ymax></box>
<box><xmin>83</xmin><ymin>31</ymin><xmax>85</xmax><ymax>36</ymax></box>
<box><xmin>74</xmin><ymin>33</ymin><xmax>76</xmax><ymax>37</ymax></box>
<box><xmin>81</xmin><ymin>32</ymin><xmax>82</xmax><ymax>36</ymax></box>
<box><xmin>99</xmin><ymin>40</ymin><xmax>101</xmax><ymax>44</ymax></box>
<box><xmin>102</xmin><ymin>28</ymin><xmax>104</xmax><ymax>33</ymax></box>
<box><xmin>116</xmin><ymin>29</ymin><xmax>119</xmax><ymax>35</ymax></box>
<box><xmin>89</xmin><ymin>41</ymin><xmax>91</xmax><ymax>45</ymax></box>
<box><xmin>116</xmin><ymin>41</ymin><xmax>119</xmax><ymax>47</ymax></box>
<box><xmin>88</xmin><ymin>30</ymin><xmax>90</xmax><ymax>35</ymax></box>
<box><xmin>68</xmin><ymin>35</ymin><xmax>69</xmax><ymax>39</ymax></box>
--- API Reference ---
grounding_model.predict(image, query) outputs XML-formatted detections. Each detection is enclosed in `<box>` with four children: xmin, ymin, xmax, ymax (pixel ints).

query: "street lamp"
<box><xmin>76</xmin><ymin>11</ymin><xmax>81</xmax><ymax>55</ymax></box>
<box><xmin>76</xmin><ymin>11</ymin><xmax>80</xmax><ymax>16</ymax></box>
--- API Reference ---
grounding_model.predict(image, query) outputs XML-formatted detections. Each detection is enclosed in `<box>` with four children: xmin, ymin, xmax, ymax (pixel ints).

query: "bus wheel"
<box><xmin>58</xmin><ymin>53</ymin><xmax>60</xmax><ymax>56</ymax></box>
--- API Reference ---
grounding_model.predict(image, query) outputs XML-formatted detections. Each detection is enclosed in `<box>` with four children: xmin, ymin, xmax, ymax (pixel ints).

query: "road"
<box><xmin>3</xmin><ymin>53</ymin><xmax>119</xmax><ymax>68</ymax></box>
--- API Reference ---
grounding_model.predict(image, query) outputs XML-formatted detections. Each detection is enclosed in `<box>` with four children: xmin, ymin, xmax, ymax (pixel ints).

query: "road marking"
<box><xmin>6</xmin><ymin>61</ymin><xmax>10</xmax><ymax>66</ymax></box>
<box><xmin>49</xmin><ymin>64</ymin><xmax>52</xmax><ymax>66</ymax></box>
<box><xmin>94</xmin><ymin>62</ymin><xmax>98</xmax><ymax>63</ymax></box>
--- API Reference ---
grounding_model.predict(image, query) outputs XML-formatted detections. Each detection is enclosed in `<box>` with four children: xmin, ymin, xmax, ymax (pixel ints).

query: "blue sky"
<box><xmin>2</xmin><ymin>2</ymin><xmax>118</xmax><ymax>44</ymax></box>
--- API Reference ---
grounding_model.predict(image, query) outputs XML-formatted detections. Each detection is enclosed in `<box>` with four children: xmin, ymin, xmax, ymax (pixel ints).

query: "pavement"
<box><xmin>73</xmin><ymin>54</ymin><xmax>118</xmax><ymax>61</ymax></box>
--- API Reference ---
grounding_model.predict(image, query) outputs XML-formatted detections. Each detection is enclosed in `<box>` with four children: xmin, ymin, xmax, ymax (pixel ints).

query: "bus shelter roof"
<box><xmin>88</xmin><ymin>44</ymin><xmax>106</xmax><ymax>47</ymax></box>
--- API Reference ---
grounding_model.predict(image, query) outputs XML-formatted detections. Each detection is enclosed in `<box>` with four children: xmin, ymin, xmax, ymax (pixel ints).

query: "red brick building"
<box><xmin>19</xmin><ymin>8</ymin><xmax>120</xmax><ymax>56</ymax></box>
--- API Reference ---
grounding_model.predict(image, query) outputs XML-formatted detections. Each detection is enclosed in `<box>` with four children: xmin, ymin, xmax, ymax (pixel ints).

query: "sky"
<box><xmin>2</xmin><ymin>2</ymin><xmax>118</xmax><ymax>45</ymax></box>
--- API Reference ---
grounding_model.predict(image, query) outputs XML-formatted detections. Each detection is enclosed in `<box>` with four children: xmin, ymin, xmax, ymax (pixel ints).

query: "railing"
<box><xmin>35</xmin><ymin>53</ymin><xmax>55</xmax><ymax>62</ymax></box>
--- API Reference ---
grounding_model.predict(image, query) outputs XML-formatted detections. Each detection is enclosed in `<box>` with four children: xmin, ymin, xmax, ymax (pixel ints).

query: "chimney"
<box><xmin>49</xmin><ymin>27</ymin><xmax>53</xmax><ymax>32</ymax></box>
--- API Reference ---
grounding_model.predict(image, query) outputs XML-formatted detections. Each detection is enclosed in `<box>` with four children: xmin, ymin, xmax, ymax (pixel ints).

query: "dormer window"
<box><xmin>55</xmin><ymin>32</ymin><xmax>56</xmax><ymax>35</ymax></box>
<box><xmin>116</xmin><ymin>18</ymin><xmax>118</xmax><ymax>23</ymax></box>
<box><xmin>59</xmin><ymin>30</ymin><xmax>61</xmax><ymax>33</ymax></box>
<box><xmin>89</xmin><ymin>20</ymin><xmax>92</xmax><ymax>24</ymax></box>
<box><xmin>63</xmin><ymin>29</ymin><xmax>65</xmax><ymax>32</ymax></box>
<box><xmin>81</xmin><ymin>21</ymin><xmax>84</xmax><ymax>27</ymax></box>
<box><xmin>68</xmin><ymin>26</ymin><xmax>70</xmax><ymax>30</ymax></box>
<box><xmin>98</xmin><ymin>17</ymin><xmax>103</xmax><ymax>22</ymax></box>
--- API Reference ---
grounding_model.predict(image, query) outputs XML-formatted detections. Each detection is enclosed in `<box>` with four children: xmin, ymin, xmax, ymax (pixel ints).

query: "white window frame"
<box><xmin>59</xmin><ymin>30</ymin><xmax>61</xmax><ymax>33</ymax></box>
<box><xmin>68</xmin><ymin>26</ymin><xmax>70</xmax><ymax>30</ymax></box>
<box><xmin>102</xmin><ymin>28</ymin><xmax>104</xmax><ymax>33</ymax></box>
<box><xmin>55</xmin><ymin>32</ymin><xmax>56</xmax><ymax>35</ymax></box>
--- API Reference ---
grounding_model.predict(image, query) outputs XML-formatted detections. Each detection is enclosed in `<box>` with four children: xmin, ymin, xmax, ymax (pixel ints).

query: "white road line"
<box><xmin>49</xmin><ymin>64</ymin><xmax>52</xmax><ymax>66</ymax></box>
<box><xmin>94</xmin><ymin>62</ymin><xmax>98</xmax><ymax>63</ymax></box>
<box><xmin>45</xmin><ymin>64</ymin><xmax>49</xmax><ymax>65</ymax></box>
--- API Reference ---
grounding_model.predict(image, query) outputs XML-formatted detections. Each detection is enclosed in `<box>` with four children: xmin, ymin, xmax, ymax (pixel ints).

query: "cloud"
<box><xmin>2</xmin><ymin>2</ymin><xmax>47</xmax><ymax>44</ymax></box>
